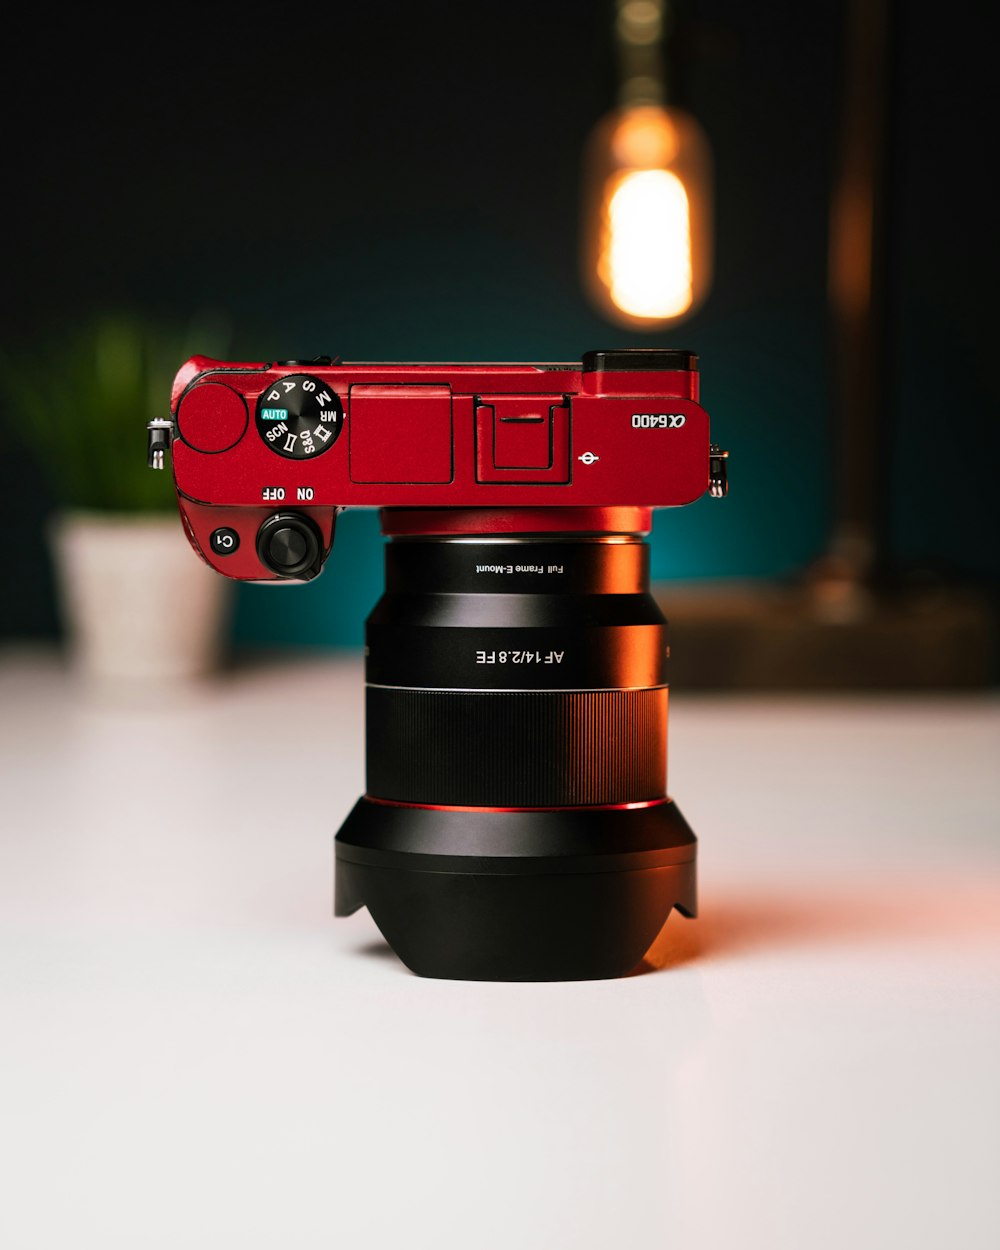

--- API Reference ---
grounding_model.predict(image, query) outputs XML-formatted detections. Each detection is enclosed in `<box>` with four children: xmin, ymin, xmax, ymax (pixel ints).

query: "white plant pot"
<box><xmin>49</xmin><ymin>510</ymin><xmax>230</xmax><ymax>688</ymax></box>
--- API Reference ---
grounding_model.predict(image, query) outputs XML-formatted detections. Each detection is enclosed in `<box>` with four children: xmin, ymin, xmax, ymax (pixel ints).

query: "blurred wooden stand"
<box><xmin>661</xmin><ymin>0</ymin><xmax>995</xmax><ymax>691</ymax></box>
<box><xmin>655</xmin><ymin>581</ymin><xmax>995</xmax><ymax>690</ymax></box>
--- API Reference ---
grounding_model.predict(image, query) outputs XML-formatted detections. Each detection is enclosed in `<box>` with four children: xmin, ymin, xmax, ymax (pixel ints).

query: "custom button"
<box><xmin>209</xmin><ymin>527</ymin><xmax>240</xmax><ymax>556</ymax></box>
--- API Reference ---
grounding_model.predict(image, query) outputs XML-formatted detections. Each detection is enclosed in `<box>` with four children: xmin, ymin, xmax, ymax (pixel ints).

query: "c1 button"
<box><xmin>209</xmin><ymin>527</ymin><xmax>240</xmax><ymax>556</ymax></box>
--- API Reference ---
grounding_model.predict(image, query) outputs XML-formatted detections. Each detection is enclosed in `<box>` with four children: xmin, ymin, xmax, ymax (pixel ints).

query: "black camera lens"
<box><xmin>335</xmin><ymin>524</ymin><xmax>697</xmax><ymax>981</ymax></box>
<box><xmin>365</xmin><ymin>537</ymin><xmax>667</xmax><ymax>806</ymax></box>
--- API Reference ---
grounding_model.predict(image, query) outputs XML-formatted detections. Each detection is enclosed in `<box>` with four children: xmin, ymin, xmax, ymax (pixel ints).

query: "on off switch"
<box><xmin>256</xmin><ymin>513</ymin><xmax>325</xmax><ymax>580</ymax></box>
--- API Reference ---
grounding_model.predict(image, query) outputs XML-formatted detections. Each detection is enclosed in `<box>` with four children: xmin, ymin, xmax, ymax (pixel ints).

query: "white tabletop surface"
<box><xmin>1</xmin><ymin>650</ymin><xmax>998</xmax><ymax>1250</ymax></box>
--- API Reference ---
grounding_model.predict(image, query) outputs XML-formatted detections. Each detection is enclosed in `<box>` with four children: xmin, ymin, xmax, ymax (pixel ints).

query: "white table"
<box><xmin>1</xmin><ymin>651</ymin><xmax>998</xmax><ymax>1250</ymax></box>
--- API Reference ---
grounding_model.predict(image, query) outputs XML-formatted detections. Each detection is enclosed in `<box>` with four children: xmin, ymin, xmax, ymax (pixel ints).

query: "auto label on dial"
<box><xmin>255</xmin><ymin>374</ymin><xmax>344</xmax><ymax>459</ymax></box>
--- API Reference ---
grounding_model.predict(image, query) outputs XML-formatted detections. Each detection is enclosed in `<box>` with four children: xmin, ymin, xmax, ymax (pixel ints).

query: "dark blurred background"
<box><xmin>3</xmin><ymin>0</ymin><xmax>996</xmax><ymax>658</ymax></box>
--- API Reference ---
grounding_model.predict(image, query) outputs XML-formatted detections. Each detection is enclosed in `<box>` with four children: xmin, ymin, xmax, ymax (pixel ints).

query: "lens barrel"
<box><xmin>367</xmin><ymin>537</ymin><xmax>667</xmax><ymax>807</ymax></box>
<box><xmin>335</xmin><ymin>528</ymin><xmax>697</xmax><ymax>980</ymax></box>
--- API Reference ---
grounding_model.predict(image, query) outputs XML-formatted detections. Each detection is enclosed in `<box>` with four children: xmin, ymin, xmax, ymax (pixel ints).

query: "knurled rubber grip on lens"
<box><xmin>365</xmin><ymin>685</ymin><xmax>667</xmax><ymax>807</ymax></box>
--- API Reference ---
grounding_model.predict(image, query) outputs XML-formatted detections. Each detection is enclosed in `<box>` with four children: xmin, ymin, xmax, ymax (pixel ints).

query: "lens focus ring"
<box><xmin>366</xmin><ymin>686</ymin><xmax>667</xmax><ymax>807</ymax></box>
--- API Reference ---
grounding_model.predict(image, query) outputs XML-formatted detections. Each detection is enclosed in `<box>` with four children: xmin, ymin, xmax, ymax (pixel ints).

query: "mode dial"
<box><xmin>255</xmin><ymin>373</ymin><xmax>344</xmax><ymax>460</ymax></box>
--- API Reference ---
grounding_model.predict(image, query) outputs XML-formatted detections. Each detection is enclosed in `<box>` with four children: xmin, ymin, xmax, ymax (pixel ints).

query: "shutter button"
<box><xmin>269</xmin><ymin>526</ymin><xmax>307</xmax><ymax>567</ymax></box>
<box><xmin>256</xmin><ymin>512</ymin><xmax>324</xmax><ymax>579</ymax></box>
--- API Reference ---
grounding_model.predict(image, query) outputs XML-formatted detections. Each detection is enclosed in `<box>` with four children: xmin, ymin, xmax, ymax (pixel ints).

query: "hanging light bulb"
<box><xmin>581</xmin><ymin>1</ymin><xmax>713</xmax><ymax>330</ymax></box>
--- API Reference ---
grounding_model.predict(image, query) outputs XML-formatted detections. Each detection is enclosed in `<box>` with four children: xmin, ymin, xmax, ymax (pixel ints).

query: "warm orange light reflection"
<box><xmin>582</xmin><ymin>105</ymin><xmax>713</xmax><ymax>330</ymax></box>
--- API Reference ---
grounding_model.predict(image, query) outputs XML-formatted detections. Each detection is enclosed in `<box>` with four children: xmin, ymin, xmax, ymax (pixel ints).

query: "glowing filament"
<box><xmin>605</xmin><ymin>169</ymin><xmax>693</xmax><ymax>319</ymax></box>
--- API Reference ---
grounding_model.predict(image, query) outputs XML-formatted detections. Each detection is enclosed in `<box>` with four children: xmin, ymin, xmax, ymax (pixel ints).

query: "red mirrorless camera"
<box><xmin>152</xmin><ymin>348</ymin><xmax>725</xmax><ymax>579</ymax></box>
<box><xmin>150</xmin><ymin>348</ymin><xmax>729</xmax><ymax>981</ymax></box>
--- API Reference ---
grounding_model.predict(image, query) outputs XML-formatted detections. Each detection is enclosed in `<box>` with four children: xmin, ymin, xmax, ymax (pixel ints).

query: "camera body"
<box><xmin>151</xmin><ymin>348</ymin><xmax>727</xmax><ymax>981</ymax></box>
<box><xmin>155</xmin><ymin>349</ymin><xmax>721</xmax><ymax>580</ymax></box>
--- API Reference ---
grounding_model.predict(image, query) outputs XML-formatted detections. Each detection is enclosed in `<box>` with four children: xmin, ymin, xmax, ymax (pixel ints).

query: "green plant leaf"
<box><xmin>0</xmin><ymin>312</ymin><xmax>230</xmax><ymax>513</ymax></box>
